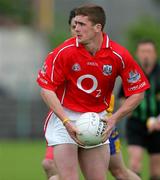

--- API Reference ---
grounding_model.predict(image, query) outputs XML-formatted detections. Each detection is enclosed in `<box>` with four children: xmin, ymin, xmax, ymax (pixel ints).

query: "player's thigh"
<box><xmin>54</xmin><ymin>144</ymin><xmax>79</xmax><ymax>179</ymax></box>
<box><xmin>149</xmin><ymin>153</ymin><xmax>160</xmax><ymax>176</ymax></box>
<box><xmin>79</xmin><ymin>144</ymin><xmax>110</xmax><ymax>180</ymax></box>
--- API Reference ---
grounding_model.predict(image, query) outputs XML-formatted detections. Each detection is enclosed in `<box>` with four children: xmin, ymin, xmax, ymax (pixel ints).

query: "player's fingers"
<box><xmin>67</xmin><ymin>122</ymin><xmax>81</xmax><ymax>135</ymax></box>
<box><xmin>102</xmin><ymin>128</ymin><xmax>111</xmax><ymax>142</ymax></box>
<box><xmin>102</xmin><ymin>135</ymin><xmax>109</xmax><ymax>143</ymax></box>
<box><xmin>102</xmin><ymin>126</ymin><xmax>109</xmax><ymax>136</ymax></box>
<box><xmin>100</xmin><ymin>116</ymin><xmax>106</xmax><ymax>121</ymax></box>
<box><xmin>100</xmin><ymin>118</ymin><xmax>108</xmax><ymax>130</ymax></box>
<box><xmin>77</xmin><ymin>139</ymin><xmax>84</xmax><ymax>146</ymax></box>
<box><xmin>100</xmin><ymin>118</ymin><xmax>108</xmax><ymax>127</ymax></box>
<box><xmin>102</xmin><ymin>131</ymin><xmax>107</xmax><ymax>142</ymax></box>
<box><xmin>72</xmin><ymin>126</ymin><xmax>82</xmax><ymax>135</ymax></box>
<box><xmin>100</xmin><ymin>117</ymin><xmax>107</xmax><ymax>122</ymax></box>
<box><xmin>72</xmin><ymin>135</ymin><xmax>84</xmax><ymax>146</ymax></box>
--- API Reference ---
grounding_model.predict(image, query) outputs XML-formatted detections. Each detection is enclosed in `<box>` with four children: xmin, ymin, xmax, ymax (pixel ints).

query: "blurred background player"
<box><xmin>42</xmin><ymin>8</ymin><xmax>141</xmax><ymax>180</ymax></box>
<box><xmin>118</xmin><ymin>39</ymin><xmax>160</xmax><ymax>180</ymax></box>
<box><xmin>107</xmin><ymin>95</ymin><xmax>141</xmax><ymax>180</ymax></box>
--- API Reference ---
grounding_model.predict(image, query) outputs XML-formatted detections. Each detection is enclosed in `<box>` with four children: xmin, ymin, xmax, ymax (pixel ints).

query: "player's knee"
<box><xmin>42</xmin><ymin>159</ymin><xmax>53</xmax><ymax>171</ymax></box>
<box><xmin>88</xmin><ymin>176</ymin><xmax>105</xmax><ymax>180</ymax></box>
<box><xmin>60</xmin><ymin>173</ymin><xmax>78</xmax><ymax>180</ymax></box>
<box><xmin>42</xmin><ymin>159</ymin><xmax>57</xmax><ymax>179</ymax></box>
<box><xmin>86</xmin><ymin>174</ymin><xmax>106</xmax><ymax>180</ymax></box>
<box><xmin>57</xmin><ymin>166</ymin><xmax>79</xmax><ymax>180</ymax></box>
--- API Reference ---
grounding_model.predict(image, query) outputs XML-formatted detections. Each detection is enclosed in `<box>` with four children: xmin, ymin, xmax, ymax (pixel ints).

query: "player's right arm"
<box><xmin>37</xmin><ymin>50</ymin><xmax>82</xmax><ymax>145</ymax></box>
<box><xmin>41</xmin><ymin>88</ymin><xmax>68</xmax><ymax>122</ymax></box>
<box><xmin>40</xmin><ymin>88</ymin><xmax>82</xmax><ymax>145</ymax></box>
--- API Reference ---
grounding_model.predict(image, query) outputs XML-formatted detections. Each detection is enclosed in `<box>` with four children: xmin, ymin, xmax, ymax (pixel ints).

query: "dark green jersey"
<box><xmin>118</xmin><ymin>63</ymin><xmax>160</xmax><ymax>122</ymax></box>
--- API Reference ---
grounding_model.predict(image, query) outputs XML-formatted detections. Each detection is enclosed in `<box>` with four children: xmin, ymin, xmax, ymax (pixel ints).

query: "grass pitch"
<box><xmin>0</xmin><ymin>139</ymin><xmax>149</xmax><ymax>180</ymax></box>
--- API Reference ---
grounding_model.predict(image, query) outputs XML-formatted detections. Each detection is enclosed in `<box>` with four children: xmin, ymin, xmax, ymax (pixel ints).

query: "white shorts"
<box><xmin>44</xmin><ymin>107</ymin><xmax>109</xmax><ymax>149</ymax></box>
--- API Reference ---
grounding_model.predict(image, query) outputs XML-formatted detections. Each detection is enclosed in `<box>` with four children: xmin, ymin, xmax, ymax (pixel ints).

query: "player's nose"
<box><xmin>75</xmin><ymin>24</ymin><xmax>80</xmax><ymax>32</ymax></box>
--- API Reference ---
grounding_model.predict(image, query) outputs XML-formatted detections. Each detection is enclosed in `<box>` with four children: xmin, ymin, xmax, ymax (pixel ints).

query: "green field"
<box><xmin>0</xmin><ymin>140</ymin><xmax>149</xmax><ymax>180</ymax></box>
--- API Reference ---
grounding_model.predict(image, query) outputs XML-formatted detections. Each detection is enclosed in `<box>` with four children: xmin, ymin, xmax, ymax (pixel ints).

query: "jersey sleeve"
<box><xmin>36</xmin><ymin>50</ymin><xmax>67</xmax><ymax>92</ymax></box>
<box><xmin>119</xmin><ymin>49</ymin><xmax>150</xmax><ymax>97</ymax></box>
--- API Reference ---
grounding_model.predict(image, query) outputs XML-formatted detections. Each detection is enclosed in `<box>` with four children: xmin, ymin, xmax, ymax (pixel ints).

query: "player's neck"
<box><xmin>84</xmin><ymin>32</ymin><xmax>103</xmax><ymax>56</ymax></box>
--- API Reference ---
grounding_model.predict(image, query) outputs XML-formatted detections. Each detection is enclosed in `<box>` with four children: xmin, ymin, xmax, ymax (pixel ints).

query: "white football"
<box><xmin>75</xmin><ymin>112</ymin><xmax>106</xmax><ymax>146</ymax></box>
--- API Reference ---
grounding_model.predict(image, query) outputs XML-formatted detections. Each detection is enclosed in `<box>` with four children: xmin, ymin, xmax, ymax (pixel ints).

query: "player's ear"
<box><xmin>94</xmin><ymin>24</ymin><xmax>102</xmax><ymax>32</ymax></box>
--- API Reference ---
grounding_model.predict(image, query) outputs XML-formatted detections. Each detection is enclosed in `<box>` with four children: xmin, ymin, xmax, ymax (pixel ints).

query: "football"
<box><xmin>75</xmin><ymin>112</ymin><xmax>106</xmax><ymax>146</ymax></box>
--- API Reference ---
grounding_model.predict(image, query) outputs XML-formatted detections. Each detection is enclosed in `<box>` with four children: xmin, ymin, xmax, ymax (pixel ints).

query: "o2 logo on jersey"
<box><xmin>77</xmin><ymin>74</ymin><xmax>101</xmax><ymax>97</ymax></box>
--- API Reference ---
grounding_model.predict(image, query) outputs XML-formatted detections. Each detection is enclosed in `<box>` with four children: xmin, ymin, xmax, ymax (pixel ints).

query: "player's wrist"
<box><xmin>62</xmin><ymin>118</ymin><xmax>70</xmax><ymax>125</ymax></box>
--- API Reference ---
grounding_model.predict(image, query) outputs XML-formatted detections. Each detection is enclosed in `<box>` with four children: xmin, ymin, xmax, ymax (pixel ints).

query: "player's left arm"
<box><xmin>103</xmin><ymin>48</ymin><xmax>149</xmax><ymax>141</ymax></box>
<box><xmin>112</xmin><ymin>92</ymin><xmax>144</xmax><ymax>121</ymax></box>
<box><xmin>102</xmin><ymin>92</ymin><xmax>144</xmax><ymax>141</ymax></box>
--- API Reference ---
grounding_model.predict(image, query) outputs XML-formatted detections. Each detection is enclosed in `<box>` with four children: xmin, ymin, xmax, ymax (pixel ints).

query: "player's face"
<box><xmin>74</xmin><ymin>15</ymin><xmax>101</xmax><ymax>44</ymax></box>
<box><xmin>70</xmin><ymin>17</ymin><xmax>76</xmax><ymax>37</ymax></box>
<box><xmin>136</xmin><ymin>43</ymin><xmax>157</xmax><ymax>68</ymax></box>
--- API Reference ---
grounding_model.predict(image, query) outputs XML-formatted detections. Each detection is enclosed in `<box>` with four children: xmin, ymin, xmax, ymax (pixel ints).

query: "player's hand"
<box><xmin>64</xmin><ymin>121</ymin><xmax>84</xmax><ymax>146</ymax></box>
<box><xmin>146</xmin><ymin>117</ymin><xmax>157</xmax><ymax>133</ymax></box>
<box><xmin>101</xmin><ymin>116</ymin><xmax>116</xmax><ymax>143</ymax></box>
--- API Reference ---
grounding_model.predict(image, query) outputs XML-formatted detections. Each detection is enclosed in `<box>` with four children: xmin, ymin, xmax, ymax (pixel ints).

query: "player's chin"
<box><xmin>77</xmin><ymin>38</ymin><xmax>83</xmax><ymax>43</ymax></box>
<box><xmin>77</xmin><ymin>38</ymin><xmax>86</xmax><ymax>44</ymax></box>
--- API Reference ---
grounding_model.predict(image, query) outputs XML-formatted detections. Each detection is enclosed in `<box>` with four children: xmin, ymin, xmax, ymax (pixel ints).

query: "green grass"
<box><xmin>0</xmin><ymin>140</ymin><xmax>45</xmax><ymax>180</ymax></box>
<box><xmin>0</xmin><ymin>140</ymin><xmax>149</xmax><ymax>180</ymax></box>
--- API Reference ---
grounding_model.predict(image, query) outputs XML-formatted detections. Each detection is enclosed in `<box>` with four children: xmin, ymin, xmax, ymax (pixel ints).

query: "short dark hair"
<box><xmin>68</xmin><ymin>8</ymin><xmax>76</xmax><ymax>25</ymax></box>
<box><xmin>137</xmin><ymin>39</ymin><xmax>157</xmax><ymax>50</ymax></box>
<box><xmin>75</xmin><ymin>4</ymin><xmax>106</xmax><ymax>30</ymax></box>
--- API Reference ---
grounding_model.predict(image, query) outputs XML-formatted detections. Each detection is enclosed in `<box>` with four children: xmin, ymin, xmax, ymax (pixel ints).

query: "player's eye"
<box><xmin>79</xmin><ymin>22</ymin><xmax>85</xmax><ymax>26</ymax></box>
<box><xmin>72</xmin><ymin>25</ymin><xmax>76</xmax><ymax>29</ymax></box>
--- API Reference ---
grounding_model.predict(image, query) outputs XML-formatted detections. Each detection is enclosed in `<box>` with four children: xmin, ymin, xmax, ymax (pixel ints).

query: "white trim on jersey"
<box><xmin>44</xmin><ymin>111</ymin><xmax>53</xmax><ymax>132</ymax></box>
<box><xmin>112</xmin><ymin>50</ymin><xmax>125</xmax><ymax>69</ymax></box>
<box><xmin>60</xmin><ymin>85</ymin><xmax>67</xmax><ymax>105</ymax></box>
<box><xmin>106</xmin><ymin>35</ymin><xmax>109</xmax><ymax>48</ymax></box>
<box><xmin>76</xmin><ymin>37</ymin><xmax>79</xmax><ymax>47</ymax></box>
<box><xmin>51</xmin><ymin>44</ymin><xmax>75</xmax><ymax>82</ymax></box>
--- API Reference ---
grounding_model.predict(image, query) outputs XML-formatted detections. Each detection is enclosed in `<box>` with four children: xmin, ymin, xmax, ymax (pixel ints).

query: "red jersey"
<box><xmin>37</xmin><ymin>34</ymin><xmax>150</xmax><ymax>112</ymax></box>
